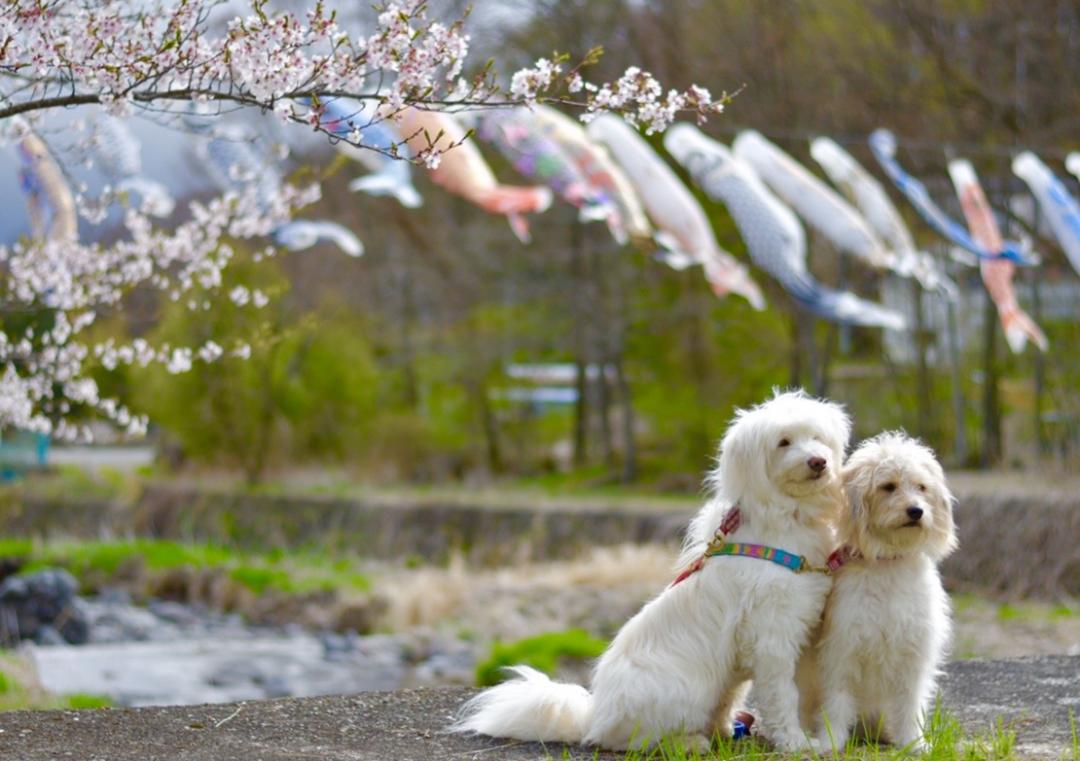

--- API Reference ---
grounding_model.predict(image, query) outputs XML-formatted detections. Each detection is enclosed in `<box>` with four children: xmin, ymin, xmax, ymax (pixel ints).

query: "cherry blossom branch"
<box><xmin>0</xmin><ymin>0</ymin><xmax>733</xmax><ymax>437</ymax></box>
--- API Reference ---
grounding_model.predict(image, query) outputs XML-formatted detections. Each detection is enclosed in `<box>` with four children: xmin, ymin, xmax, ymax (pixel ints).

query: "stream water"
<box><xmin>26</xmin><ymin>593</ymin><xmax>476</xmax><ymax>706</ymax></box>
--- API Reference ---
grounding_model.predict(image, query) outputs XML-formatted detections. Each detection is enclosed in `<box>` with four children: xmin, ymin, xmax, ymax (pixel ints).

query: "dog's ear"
<box><xmin>926</xmin><ymin>468</ymin><xmax>959</xmax><ymax>562</ymax></box>
<box><xmin>825</xmin><ymin>403</ymin><xmax>853</xmax><ymax>455</ymax></box>
<box><xmin>838</xmin><ymin>451</ymin><xmax>872</xmax><ymax>522</ymax></box>
<box><xmin>904</xmin><ymin>437</ymin><xmax>958</xmax><ymax>562</ymax></box>
<box><xmin>713</xmin><ymin>407</ymin><xmax>767</xmax><ymax>503</ymax></box>
<box><xmin>838</xmin><ymin>451</ymin><xmax>872</xmax><ymax>552</ymax></box>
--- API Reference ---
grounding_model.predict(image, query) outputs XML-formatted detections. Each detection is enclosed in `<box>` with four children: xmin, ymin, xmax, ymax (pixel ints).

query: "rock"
<box><xmin>410</xmin><ymin>649</ymin><xmax>476</xmax><ymax>686</ymax></box>
<box><xmin>0</xmin><ymin>569</ymin><xmax>89</xmax><ymax>645</ymax></box>
<box><xmin>32</xmin><ymin>625</ymin><xmax>67</xmax><ymax>646</ymax></box>
<box><xmin>319</xmin><ymin>630</ymin><xmax>360</xmax><ymax>658</ymax></box>
<box><xmin>80</xmin><ymin>597</ymin><xmax>176</xmax><ymax>643</ymax></box>
<box><xmin>0</xmin><ymin>556</ymin><xmax>23</xmax><ymax>583</ymax></box>
<box><xmin>147</xmin><ymin>600</ymin><xmax>201</xmax><ymax>627</ymax></box>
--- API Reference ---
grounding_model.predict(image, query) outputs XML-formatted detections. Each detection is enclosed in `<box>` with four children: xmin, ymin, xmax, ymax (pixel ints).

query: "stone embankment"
<box><xmin>5</xmin><ymin>481</ymin><xmax>1079</xmax><ymax>597</ymax></box>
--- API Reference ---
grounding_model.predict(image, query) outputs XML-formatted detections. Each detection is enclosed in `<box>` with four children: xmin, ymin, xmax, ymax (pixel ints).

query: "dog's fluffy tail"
<box><xmin>453</xmin><ymin>666</ymin><xmax>593</xmax><ymax>744</ymax></box>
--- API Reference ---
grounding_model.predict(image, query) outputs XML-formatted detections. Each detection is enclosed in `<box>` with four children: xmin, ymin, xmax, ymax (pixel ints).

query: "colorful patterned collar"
<box><xmin>706</xmin><ymin>542</ymin><xmax>816</xmax><ymax>573</ymax></box>
<box><xmin>671</xmin><ymin>506</ymin><xmax>829</xmax><ymax>587</ymax></box>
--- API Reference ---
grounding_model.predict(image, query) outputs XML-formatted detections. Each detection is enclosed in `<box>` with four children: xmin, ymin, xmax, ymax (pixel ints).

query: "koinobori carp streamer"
<box><xmin>308</xmin><ymin>97</ymin><xmax>423</xmax><ymax>210</ymax></box>
<box><xmin>393</xmin><ymin>107</ymin><xmax>552</xmax><ymax>243</ymax></box>
<box><xmin>869</xmin><ymin>129</ymin><xmax>1035</xmax><ymax>266</ymax></box>
<box><xmin>1012</xmin><ymin>151</ymin><xmax>1080</xmax><ymax>280</ymax></box>
<box><xmin>16</xmin><ymin>125</ymin><xmax>77</xmax><ymax>243</ymax></box>
<box><xmin>948</xmin><ymin>159</ymin><xmax>1047</xmax><ymax>353</ymax></box>
<box><xmin>588</xmin><ymin>114</ymin><xmax>766</xmax><ymax>310</ymax></box>
<box><xmin>475</xmin><ymin>107</ymin><xmax>610</xmax><ymax>222</ymax></box>
<box><xmin>809</xmin><ymin>137</ymin><xmax>956</xmax><ymax>299</ymax></box>
<box><xmin>733</xmin><ymin>130</ymin><xmax>894</xmax><ymax>272</ymax></box>
<box><xmin>664</xmin><ymin>123</ymin><xmax>905</xmax><ymax>331</ymax></box>
<box><xmin>530</xmin><ymin>104</ymin><xmax>652</xmax><ymax>246</ymax></box>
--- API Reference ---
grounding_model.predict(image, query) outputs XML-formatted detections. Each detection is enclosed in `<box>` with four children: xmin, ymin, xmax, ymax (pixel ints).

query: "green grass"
<box><xmin>609</xmin><ymin>702</ymin><xmax>1020</xmax><ymax>761</ymax></box>
<box><xmin>0</xmin><ymin>538</ymin><xmax>369</xmax><ymax>596</ymax></box>
<box><xmin>475</xmin><ymin>629</ymin><xmax>609</xmax><ymax>687</ymax></box>
<box><xmin>951</xmin><ymin>593</ymin><xmax>1077</xmax><ymax>627</ymax></box>
<box><xmin>62</xmin><ymin>693</ymin><xmax>113</xmax><ymax>710</ymax></box>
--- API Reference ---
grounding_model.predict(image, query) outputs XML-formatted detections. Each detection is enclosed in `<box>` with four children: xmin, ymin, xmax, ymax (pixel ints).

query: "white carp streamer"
<box><xmin>809</xmin><ymin>137</ymin><xmax>956</xmax><ymax>299</ymax></box>
<box><xmin>948</xmin><ymin>159</ymin><xmax>1047</xmax><ymax>354</ymax></box>
<box><xmin>16</xmin><ymin>126</ymin><xmax>78</xmax><ymax>243</ymax></box>
<box><xmin>1012</xmin><ymin>152</ymin><xmax>1080</xmax><ymax>280</ymax></box>
<box><xmin>733</xmin><ymin>130</ymin><xmax>893</xmax><ymax>271</ymax></box>
<box><xmin>588</xmin><ymin>114</ymin><xmax>765</xmax><ymax>310</ymax></box>
<box><xmin>664</xmin><ymin>124</ymin><xmax>904</xmax><ymax>331</ymax></box>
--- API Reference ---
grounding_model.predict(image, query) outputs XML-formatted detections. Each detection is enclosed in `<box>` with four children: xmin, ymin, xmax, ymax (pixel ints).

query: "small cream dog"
<box><xmin>815</xmin><ymin>432</ymin><xmax>957</xmax><ymax>751</ymax></box>
<box><xmin>455</xmin><ymin>390</ymin><xmax>850</xmax><ymax>751</ymax></box>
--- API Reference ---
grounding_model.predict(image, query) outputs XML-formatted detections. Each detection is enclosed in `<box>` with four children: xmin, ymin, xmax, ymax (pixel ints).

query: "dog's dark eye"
<box><xmin>778</xmin><ymin>438</ymin><xmax>791</xmax><ymax>448</ymax></box>
<box><xmin>918</xmin><ymin>484</ymin><xmax>927</xmax><ymax>492</ymax></box>
<box><xmin>880</xmin><ymin>482</ymin><xmax>897</xmax><ymax>493</ymax></box>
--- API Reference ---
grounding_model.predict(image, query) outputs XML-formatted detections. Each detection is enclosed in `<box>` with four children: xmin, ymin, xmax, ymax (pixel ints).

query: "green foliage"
<box><xmin>130</xmin><ymin>253</ymin><xmax>380</xmax><ymax>482</ymax></box>
<box><xmin>628</xmin><ymin>280</ymin><xmax>789</xmax><ymax>475</ymax></box>
<box><xmin>475</xmin><ymin>629</ymin><xmax>608</xmax><ymax>687</ymax></box>
<box><xmin>0</xmin><ymin>670</ymin><xmax>11</xmax><ymax>695</ymax></box>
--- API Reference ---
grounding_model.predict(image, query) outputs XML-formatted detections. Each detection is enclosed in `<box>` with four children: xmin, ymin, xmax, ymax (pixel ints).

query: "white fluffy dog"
<box><xmin>454</xmin><ymin>390</ymin><xmax>851</xmax><ymax>751</ymax></box>
<box><xmin>815</xmin><ymin>432</ymin><xmax>957</xmax><ymax>751</ymax></box>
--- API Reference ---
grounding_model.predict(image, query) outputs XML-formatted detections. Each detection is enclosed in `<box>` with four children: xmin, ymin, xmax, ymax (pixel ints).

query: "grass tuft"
<box><xmin>0</xmin><ymin>654</ymin><xmax>112</xmax><ymax>712</ymax></box>
<box><xmin>475</xmin><ymin>629</ymin><xmax>608</xmax><ymax>687</ymax></box>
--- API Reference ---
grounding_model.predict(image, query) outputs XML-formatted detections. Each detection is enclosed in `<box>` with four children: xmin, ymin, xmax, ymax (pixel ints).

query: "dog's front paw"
<box><xmin>683</xmin><ymin>734</ymin><xmax>712</xmax><ymax>754</ymax></box>
<box><xmin>766</xmin><ymin>730</ymin><xmax>823</xmax><ymax>754</ymax></box>
<box><xmin>817</xmin><ymin>731</ymin><xmax>849</xmax><ymax>754</ymax></box>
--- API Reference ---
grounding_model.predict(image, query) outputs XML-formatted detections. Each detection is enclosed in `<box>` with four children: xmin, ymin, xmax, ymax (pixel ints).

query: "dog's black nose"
<box><xmin>807</xmin><ymin>457</ymin><xmax>827</xmax><ymax>472</ymax></box>
<box><xmin>906</xmin><ymin>506</ymin><xmax>924</xmax><ymax>521</ymax></box>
